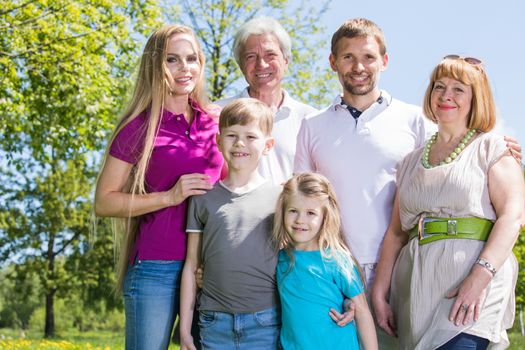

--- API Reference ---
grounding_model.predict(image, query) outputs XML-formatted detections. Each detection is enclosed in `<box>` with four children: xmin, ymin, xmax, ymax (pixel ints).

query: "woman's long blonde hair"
<box><xmin>100</xmin><ymin>24</ymin><xmax>210</xmax><ymax>290</ymax></box>
<box><xmin>273</xmin><ymin>173</ymin><xmax>362</xmax><ymax>285</ymax></box>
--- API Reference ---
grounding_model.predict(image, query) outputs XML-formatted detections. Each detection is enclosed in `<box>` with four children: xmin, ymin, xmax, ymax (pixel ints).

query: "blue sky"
<box><xmin>317</xmin><ymin>0</ymin><xmax>525</xmax><ymax>149</ymax></box>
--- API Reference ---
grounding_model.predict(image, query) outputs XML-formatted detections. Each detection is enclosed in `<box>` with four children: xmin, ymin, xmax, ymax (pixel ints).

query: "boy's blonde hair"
<box><xmin>219</xmin><ymin>98</ymin><xmax>274</xmax><ymax>136</ymax></box>
<box><xmin>273</xmin><ymin>172</ymin><xmax>362</xmax><ymax>284</ymax></box>
<box><xmin>423</xmin><ymin>57</ymin><xmax>496</xmax><ymax>132</ymax></box>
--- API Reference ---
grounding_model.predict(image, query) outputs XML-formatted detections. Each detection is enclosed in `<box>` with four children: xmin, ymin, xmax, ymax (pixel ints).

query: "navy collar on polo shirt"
<box><xmin>341</xmin><ymin>95</ymin><xmax>385</xmax><ymax>121</ymax></box>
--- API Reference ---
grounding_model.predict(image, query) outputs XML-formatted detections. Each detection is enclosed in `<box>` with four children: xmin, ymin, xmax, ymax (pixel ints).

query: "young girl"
<box><xmin>273</xmin><ymin>172</ymin><xmax>378</xmax><ymax>350</ymax></box>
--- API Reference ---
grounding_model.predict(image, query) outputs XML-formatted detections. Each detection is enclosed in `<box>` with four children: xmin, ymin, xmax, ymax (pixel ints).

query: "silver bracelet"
<box><xmin>475</xmin><ymin>258</ymin><xmax>496</xmax><ymax>276</ymax></box>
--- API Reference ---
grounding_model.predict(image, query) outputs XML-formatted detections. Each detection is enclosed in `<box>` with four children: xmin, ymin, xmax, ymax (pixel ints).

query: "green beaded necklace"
<box><xmin>422</xmin><ymin>129</ymin><xmax>477</xmax><ymax>169</ymax></box>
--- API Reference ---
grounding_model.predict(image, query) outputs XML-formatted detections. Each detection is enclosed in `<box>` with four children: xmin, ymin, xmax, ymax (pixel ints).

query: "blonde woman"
<box><xmin>95</xmin><ymin>25</ymin><xmax>223</xmax><ymax>350</ymax></box>
<box><xmin>372</xmin><ymin>56</ymin><xmax>524</xmax><ymax>349</ymax></box>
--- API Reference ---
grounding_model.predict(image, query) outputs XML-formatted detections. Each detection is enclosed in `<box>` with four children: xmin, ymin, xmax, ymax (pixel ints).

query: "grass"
<box><xmin>1</xmin><ymin>328</ymin><xmax>524</xmax><ymax>349</ymax></box>
<box><xmin>0</xmin><ymin>329</ymin><xmax>123</xmax><ymax>350</ymax></box>
<box><xmin>0</xmin><ymin>329</ymin><xmax>181</xmax><ymax>350</ymax></box>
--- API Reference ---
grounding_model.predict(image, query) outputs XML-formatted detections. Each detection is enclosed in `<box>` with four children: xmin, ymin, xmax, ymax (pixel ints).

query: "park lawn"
<box><xmin>1</xmin><ymin>328</ymin><xmax>524</xmax><ymax>349</ymax></box>
<box><xmin>0</xmin><ymin>329</ymin><xmax>181</xmax><ymax>349</ymax></box>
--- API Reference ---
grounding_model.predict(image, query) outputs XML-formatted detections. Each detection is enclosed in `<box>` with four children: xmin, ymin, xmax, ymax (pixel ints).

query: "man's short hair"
<box><xmin>331</xmin><ymin>18</ymin><xmax>387</xmax><ymax>56</ymax></box>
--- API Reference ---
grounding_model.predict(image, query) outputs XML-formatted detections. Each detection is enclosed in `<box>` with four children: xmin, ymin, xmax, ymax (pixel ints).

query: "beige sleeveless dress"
<box><xmin>391</xmin><ymin>132</ymin><xmax>517</xmax><ymax>350</ymax></box>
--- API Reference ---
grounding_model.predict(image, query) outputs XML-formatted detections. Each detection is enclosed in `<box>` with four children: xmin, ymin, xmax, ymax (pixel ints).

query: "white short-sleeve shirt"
<box><xmin>294</xmin><ymin>91</ymin><xmax>436</xmax><ymax>264</ymax></box>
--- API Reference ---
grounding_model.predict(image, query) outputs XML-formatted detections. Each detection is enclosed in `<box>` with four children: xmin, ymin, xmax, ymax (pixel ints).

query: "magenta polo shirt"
<box><xmin>109</xmin><ymin>104</ymin><xmax>223</xmax><ymax>261</ymax></box>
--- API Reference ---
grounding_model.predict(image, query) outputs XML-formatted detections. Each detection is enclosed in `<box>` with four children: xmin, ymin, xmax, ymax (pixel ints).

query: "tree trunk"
<box><xmin>44</xmin><ymin>233</ymin><xmax>56</xmax><ymax>338</ymax></box>
<box><xmin>44</xmin><ymin>289</ymin><xmax>55</xmax><ymax>338</ymax></box>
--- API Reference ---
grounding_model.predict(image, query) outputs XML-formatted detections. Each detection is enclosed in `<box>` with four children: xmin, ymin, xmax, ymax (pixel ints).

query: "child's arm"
<box><xmin>351</xmin><ymin>292</ymin><xmax>378</xmax><ymax>350</ymax></box>
<box><xmin>180</xmin><ymin>232</ymin><xmax>202</xmax><ymax>350</ymax></box>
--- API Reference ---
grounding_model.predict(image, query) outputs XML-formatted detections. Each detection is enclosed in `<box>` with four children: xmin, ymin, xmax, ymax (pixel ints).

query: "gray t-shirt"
<box><xmin>186</xmin><ymin>181</ymin><xmax>281</xmax><ymax>313</ymax></box>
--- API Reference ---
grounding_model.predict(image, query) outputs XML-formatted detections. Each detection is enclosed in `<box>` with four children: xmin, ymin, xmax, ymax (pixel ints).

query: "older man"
<box><xmin>217</xmin><ymin>17</ymin><xmax>316</xmax><ymax>185</ymax></box>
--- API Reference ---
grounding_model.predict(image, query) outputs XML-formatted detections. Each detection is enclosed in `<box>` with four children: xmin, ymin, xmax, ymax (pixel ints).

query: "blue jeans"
<box><xmin>437</xmin><ymin>333</ymin><xmax>489</xmax><ymax>350</ymax></box>
<box><xmin>124</xmin><ymin>260</ymin><xmax>199</xmax><ymax>350</ymax></box>
<box><xmin>199</xmin><ymin>306</ymin><xmax>281</xmax><ymax>350</ymax></box>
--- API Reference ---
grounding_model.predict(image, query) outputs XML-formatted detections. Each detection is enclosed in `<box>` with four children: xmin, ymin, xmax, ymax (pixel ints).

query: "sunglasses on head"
<box><xmin>443</xmin><ymin>54</ymin><xmax>482</xmax><ymax>65</ymax></box>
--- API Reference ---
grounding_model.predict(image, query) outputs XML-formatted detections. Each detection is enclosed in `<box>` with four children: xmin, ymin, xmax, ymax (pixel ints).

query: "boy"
<box><xmin>180</xmin><ymin>98</ymin><xmax>281</xmax><ymax>350</ymax></box>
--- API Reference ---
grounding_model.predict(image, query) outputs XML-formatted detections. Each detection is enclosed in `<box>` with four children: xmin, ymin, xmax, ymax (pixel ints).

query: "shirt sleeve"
<box><xmin>186</xmin><ymin>195</ymin><xmax>206</xmax><ymax>233</ymax></box>
<box><xmin>294</xmin><ymin>118</ymin><xmax>315</xmax><ymax>173</ymax></box>
<box><xmin>482</xmin><ymin>133</ymin><xmax>510</xmax><ymax>170</ymax></box>
<box><xmin>333</xmin><ymin>261</ymin><xmax>365</xmax><ymax>299</ymax></box>
<box><xmin>415</xmin><ymin>109</ymin><xmax>437</xmax><ymax>148</ymax></box>
<box><xmin>109</xmin><ymin>115</ymin><xmax>147</xmax><ymax>164</ymax></box>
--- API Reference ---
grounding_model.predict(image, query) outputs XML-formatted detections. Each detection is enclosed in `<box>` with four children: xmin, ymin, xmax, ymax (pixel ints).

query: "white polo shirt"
<box><xmin>217</xmin><ymin>88</ymin><xmax>317</xmax><ymax>185</ymax></box>
<box><xmin>294</xmin><ymin>91</ymin><xmax>436</xmax><ymax>264</ymax></box>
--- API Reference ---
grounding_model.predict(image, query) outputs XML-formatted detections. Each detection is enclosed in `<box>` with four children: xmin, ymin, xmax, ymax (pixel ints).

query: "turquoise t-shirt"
<box><xmin>277</xmin><ymin>249</ymin><xmax>364</xmax><ymax>350</ymax></box>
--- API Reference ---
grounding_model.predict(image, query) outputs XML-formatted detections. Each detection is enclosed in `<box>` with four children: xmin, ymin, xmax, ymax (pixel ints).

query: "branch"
<box><xmin>184</xmin><ymin>0</ymin><xmax>202</xmax><ymax>37</ymax></box>
<box><xmin>54</xmin><ymin>231</ymin><xmax>82</xmax><ymax>256</ymax></box>
<box><xmin>0</xmin><ymin>0</ymin><xmax>38</xmax><ymax>16</ymax></box>
<box><xmin>0</xmin><ymin>3</ymin><xmax>69</xmax><ymax>31</ymax></box>
<box><xmin>10</xmin><ymin>3</ymin><xmax>69</xmax><ymax>29</ymax></box>
<box><xmin>0</xmin><ymin>21</ymin><xmax>123</xmax><ymax>58</ymax></box>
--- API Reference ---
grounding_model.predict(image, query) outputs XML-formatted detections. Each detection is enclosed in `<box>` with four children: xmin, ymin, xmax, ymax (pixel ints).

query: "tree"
<box><xmin>0</xmin><ymin>0</ymin><xmax>340</xmax><ymax>339</ymax></box>
<box><xmin>168</xmin><ymin>0</ymin><xmax>338</xmax><ymax>106</ymax></box>
<box><xmin>0</xmin><ymin>0</ymin><xmax>160</xmax><ymax>337</ymax></box>
<box><xmin>0</xmin><ymin>264</ymin><xmax>40</xmax><ymax>329</ymax></box>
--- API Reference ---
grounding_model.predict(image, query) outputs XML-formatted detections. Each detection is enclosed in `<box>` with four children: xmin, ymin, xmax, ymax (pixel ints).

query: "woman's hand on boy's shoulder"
<box><xmin>165</xmin><ymin>173</ymin><xmax>213</xmax><ymax>207</ymax></box>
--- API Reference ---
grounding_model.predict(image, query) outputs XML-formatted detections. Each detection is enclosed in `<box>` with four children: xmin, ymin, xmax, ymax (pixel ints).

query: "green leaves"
<box><xmin>513</xmin><ymin>217</ymin><xmax>525</xmax><ymax>308</ymax></box>
<box><xmin>0</xmin><ymin>0</ymin><xmax>339</xmax><ymax>336</ymax></box>
<box><xmin>0</xmin><ymin>0</ymin><xmax>161</xmax><ymax>337</ymax></box>
<box><xmin>168</xmin><ymin>0</ymin><xmax>337</xmax><ymax>105</ymax></box>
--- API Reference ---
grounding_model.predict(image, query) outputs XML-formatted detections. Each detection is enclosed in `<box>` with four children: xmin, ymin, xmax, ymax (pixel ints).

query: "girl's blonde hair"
<box><xmin>423</xmin><ymin>57</ymin><xmax>496</xmax><ymax>132</ymax></box>
<box><xmin>273</xmin><ymin>172</ymin><xmax>362</xmax><ymax>284</ymax></box>
<box><xmin>99</xmin><ymin>24</ymin><xmax>210</xmax><ymax>291</ymax></box>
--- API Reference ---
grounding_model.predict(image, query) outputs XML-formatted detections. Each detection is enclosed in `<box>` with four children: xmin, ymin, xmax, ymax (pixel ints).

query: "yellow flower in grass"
<box><xmin>1</xmin><ymin>339</ymin><xmax>34</xmax><ymax>349</ymax></box>
<box><xmin>35</xmin><ymin>339</ymin><xmax>80</xmax><ymax>349</ymax></box>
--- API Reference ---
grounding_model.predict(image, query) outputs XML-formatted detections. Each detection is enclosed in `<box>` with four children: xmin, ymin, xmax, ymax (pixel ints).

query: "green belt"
<box><xmin>408</xmin><ymin>217</ymin><xmax>493</xmax><ymax>245</ymax></box>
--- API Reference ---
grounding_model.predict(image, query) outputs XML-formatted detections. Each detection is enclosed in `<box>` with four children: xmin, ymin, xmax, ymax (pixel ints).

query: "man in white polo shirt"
<box><xmin>217</xmin><ymin>16</ymin><xmax>316</xmax><ymax>185</ymax></box>
<box><xmin>295</xmin><ymin>17</ymin><xmax>434</xmax><ymax>289</ymax></box>
<box><xmin>294</xmin><ymin>18</ymin><xmax>434</xmax><ymax>348</ymax></box>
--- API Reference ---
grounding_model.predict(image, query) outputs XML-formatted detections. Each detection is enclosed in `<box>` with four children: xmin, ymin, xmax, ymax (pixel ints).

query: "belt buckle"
<box><xmin>418</xmin><ymin>217</ymin><xmax>439</xmax><ymax>240</ymax></box>
<box><xmin>447</xmin><ymin>219</ymin><xmax>457</xmax><ymax>235</ymax></box>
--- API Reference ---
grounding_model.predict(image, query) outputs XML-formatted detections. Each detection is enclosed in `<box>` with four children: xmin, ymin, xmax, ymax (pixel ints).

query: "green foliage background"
<box><xmin>0</xmin><ymin>0</ymin><xmax>339</xmax><ymax>338</ymax></box>
<box><xmin>0</xmin><ymin>0</ymin><xmax>523</xmax><ymax>341</ymax></box>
